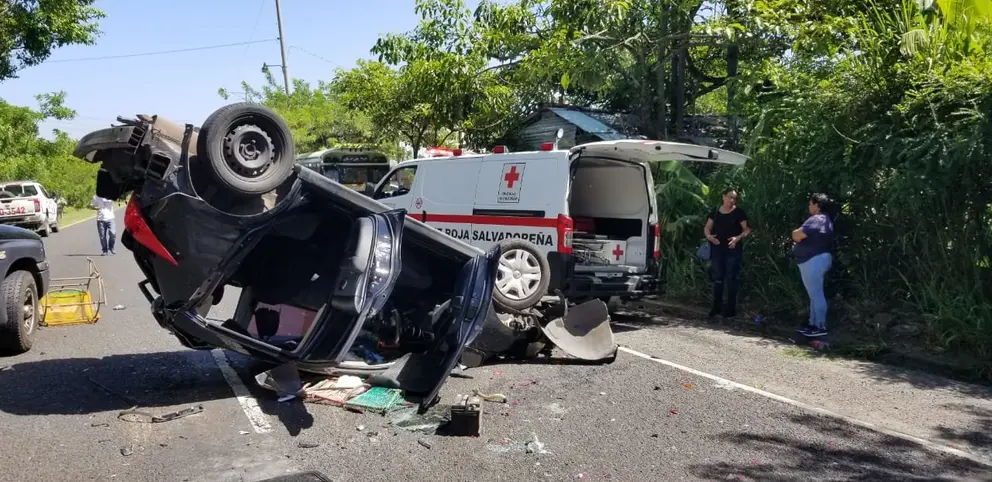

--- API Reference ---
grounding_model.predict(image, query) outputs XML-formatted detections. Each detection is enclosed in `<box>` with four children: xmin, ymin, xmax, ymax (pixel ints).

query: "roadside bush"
<box><xmin>658</xmin><ymin>11</ymin><xmax>992</xmax><ymax>367</ymax></box>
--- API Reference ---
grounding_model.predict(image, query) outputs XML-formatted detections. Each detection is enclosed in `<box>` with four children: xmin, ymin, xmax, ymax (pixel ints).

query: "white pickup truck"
<box><xmin>0</xmin><ymin>181</ymin><xmax>61</xmax><ymax>237</ymax></box>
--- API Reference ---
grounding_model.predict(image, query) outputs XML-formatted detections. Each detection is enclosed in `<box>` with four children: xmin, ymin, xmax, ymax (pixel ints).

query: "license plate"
<box><xmin>0</xmin><ymin>206</ymin><xmax>26</xmax><ymax>216</ymax></box>
<box><xmin>596</xmin><ymin>272</ymin><xmax>624</xmax><ymax>279</ymax></box>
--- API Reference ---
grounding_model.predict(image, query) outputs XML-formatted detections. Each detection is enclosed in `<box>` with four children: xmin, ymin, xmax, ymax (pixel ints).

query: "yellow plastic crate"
<box><xmin>41</xmin><ymin>289</ymin><xmax>99</xmax><ymax>326</ymax></box>
<box><xmin>40</xmin><ymin>257</ymin><xmax>105</xmax><ymax>327</ymax></box>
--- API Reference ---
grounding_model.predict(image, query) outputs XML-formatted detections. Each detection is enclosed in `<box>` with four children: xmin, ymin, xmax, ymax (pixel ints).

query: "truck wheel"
<box><xmin>196</xmin><ymin>102</ymin><xmax>295</xmax><ymax>197</ymax></box>
<box><xmin>39</xmin><ymin>221</ymin><xmax>51</xmax><ymax>238</ymax></box>
<box><xmin>492</xmin><ymin>239</ymin><xmax>550</xmax><ymax>311</ymax></box>
<box><xmin>0</xmin><ymin>271</ymin><xmax>39</xmax><ymax>354</ymax></box>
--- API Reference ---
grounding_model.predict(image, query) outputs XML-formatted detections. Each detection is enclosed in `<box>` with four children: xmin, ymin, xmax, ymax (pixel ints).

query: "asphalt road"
<box><xmin>0</xmin><ymin>215</ymin><xmax>989</xmax><ymax>481</ymax></box>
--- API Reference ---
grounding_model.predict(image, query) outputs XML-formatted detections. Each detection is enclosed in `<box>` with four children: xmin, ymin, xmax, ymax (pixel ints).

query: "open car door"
<box><xmin>365</xmin><ymin>244</ymin><xmax>501</xmax><ymax>412</ymax></box>
<box><xmin>572</xmin><ymin>140</ymin><xmax>750</xmax><ymax>165</ymax></box>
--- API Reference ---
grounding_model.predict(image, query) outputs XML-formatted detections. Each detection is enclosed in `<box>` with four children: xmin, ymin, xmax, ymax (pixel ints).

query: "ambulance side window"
<box><xmin>373</xmin><ymin>166</ymin><xmax>418</xmax><ymax>200</ymax></box>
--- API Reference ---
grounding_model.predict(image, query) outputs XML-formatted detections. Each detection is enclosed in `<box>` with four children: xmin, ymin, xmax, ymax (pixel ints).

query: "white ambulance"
<box><xmin>371</xmin><ymin>137</ymin><xmax>748</xmax><ymax>311</ymax></box>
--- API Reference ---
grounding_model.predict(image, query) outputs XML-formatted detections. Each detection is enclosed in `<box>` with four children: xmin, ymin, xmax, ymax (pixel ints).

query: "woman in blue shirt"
<box><xmin>792</xmin><ymin>193</ymin><xmax>836</xmax><ymax>337</ymax></box>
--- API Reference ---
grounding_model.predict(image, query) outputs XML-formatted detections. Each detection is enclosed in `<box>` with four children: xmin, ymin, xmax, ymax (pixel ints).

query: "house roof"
<box><xmin>547</xmin><ymin>107</ymin><xmax>626</xmax><ymax>141</ymax></box>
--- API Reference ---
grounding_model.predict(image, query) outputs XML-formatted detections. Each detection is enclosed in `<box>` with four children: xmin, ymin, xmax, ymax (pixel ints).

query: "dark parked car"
<box><xmin>0</xmin><ymin>225</ymin><xmax>50</xmax><ymax>354</ymax></box>
<box><xmin>71</xmin><ymin>104</ymin><xmax>501</xmax><ymax>410</ymax></box>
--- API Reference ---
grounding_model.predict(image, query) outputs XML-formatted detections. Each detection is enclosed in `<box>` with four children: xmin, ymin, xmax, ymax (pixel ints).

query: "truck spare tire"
<box><xmin>492</xmin><ymin>238</ymin><xmax>550</xmax><ymax>311</ymax></box>
<box><xmin>196</xmin><ymin>103</ymin><xmax>295</xmax><ymax>197</ymax></box>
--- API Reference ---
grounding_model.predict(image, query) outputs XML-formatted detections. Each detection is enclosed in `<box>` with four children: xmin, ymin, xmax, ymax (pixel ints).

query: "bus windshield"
<box><xmin>296</xmin><ymin>148</ymin><xmax>390</xmax><ymax>193</ymax></box>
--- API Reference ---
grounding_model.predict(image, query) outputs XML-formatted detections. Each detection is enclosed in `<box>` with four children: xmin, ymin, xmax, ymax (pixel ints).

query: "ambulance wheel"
<box><xmin>197</xmin><ymin>102</ymin><xmax>295</xmax><ymax>197</ymax></box>
<box><xmin>493</xmin><ymin>239</ymin><xmax>550</xmax><ymax>310</ymax></box>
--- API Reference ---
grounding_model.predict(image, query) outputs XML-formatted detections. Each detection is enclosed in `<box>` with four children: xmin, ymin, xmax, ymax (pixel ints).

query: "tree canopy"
<box><xmin>0</xmin><ymin>0</ymin><xmax>105</xmax><ymax>80</ymax></box>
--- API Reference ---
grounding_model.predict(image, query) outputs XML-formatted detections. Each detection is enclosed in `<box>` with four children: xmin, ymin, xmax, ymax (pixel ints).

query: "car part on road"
<box><xmin>40</xmin><ymin>257</ymin><xmax>106</xmax><ymax>326</ymax></box>
<box><xmin>447</xmin><ymin>394</ymin><xmax>483</xmax><ymax>436</ymax></box>
<box><xmin>539</xmin><ymin>298</ymin><xmax>617</xmax><ymax>361</ymax></box>
<box><xmin>118</xmin><ymin>404</ymin><xmax>204</xmax><ymax>423</ymax></box>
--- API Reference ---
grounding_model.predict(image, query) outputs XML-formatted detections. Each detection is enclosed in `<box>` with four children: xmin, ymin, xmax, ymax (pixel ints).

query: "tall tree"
<box><xmin>219</xmin><ymin>71</ymin><xmax>399</xmax><ymax>157</ymax></box>
<box><xmin>0</xmin><ymin>0</ymin><xmax>105</xmax><ymax>81</ymax></box>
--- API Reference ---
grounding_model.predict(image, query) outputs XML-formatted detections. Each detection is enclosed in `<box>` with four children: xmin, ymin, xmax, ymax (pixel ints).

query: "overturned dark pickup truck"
<box><xmin>71</xmin><ymin>103</ymin><xmax>617</xmax><ymax>411</ymax></box>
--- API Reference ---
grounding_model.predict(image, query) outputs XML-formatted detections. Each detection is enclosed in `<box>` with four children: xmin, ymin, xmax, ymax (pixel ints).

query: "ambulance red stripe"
<box><xmin>410</xmin><ymin>213</ymin><xmax>558</xmax><ymax>228</ymax></box>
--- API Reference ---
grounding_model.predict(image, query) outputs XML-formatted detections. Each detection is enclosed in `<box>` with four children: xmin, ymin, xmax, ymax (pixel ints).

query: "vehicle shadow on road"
<box><xmin>0</xmin><ymin>349</ymin><xmax>312</xmax><ymax>436</ymax></box>
<box><xmin>0</xmin><ymin>350</ymin><xmax>234</xmax><ymax>416</ymax></box>
<box><xmin>687</xmin><ymin>413</ymin><xmax>988</xmax><ymax>481</ymax></box>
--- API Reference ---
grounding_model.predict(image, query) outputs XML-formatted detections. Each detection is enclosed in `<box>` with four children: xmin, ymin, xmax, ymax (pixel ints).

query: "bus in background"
<box><xmin>295</xmin><ymin>147</ymin><xmax>392</xmax><ymax>194</ymax></box>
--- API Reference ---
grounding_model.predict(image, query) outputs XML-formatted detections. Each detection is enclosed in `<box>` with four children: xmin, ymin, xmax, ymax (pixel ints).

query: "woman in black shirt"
<box><xmin>703</xmin><ymin>188</ymin><xmax>752</xmax><ymax>317</ymax></box>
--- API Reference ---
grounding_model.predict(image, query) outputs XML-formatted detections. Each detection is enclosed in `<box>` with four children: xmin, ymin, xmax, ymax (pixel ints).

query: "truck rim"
<box><xmin>496</xmin><ymin>248</ymin><xmax>542</xmax><ymax>300</ymax></box>
<box><xmin>22</xmin><ymin>286</ymin><xmax>35</xmax><ymax>335</ymax></box>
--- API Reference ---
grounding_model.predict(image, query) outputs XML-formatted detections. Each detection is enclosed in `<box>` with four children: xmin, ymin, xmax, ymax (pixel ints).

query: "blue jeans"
<box><xmin>798</xmin><ymin>252</ymin><xmax>832</xmax><ymax>328</ymax></box>
<box><xmin>97</xmin><ymin>220</ymin><xmax>116</xmax><ymax>253</ymax></box>
<box><xmin>710</xmin><ymin>246</ymin><xmax>743</xmax><ymax>313</ymax></box>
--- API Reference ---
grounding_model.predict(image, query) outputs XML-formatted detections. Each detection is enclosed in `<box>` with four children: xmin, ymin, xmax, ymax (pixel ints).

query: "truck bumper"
<box><xmin>36</xmin><ymin>260</ymin><xmax>50</xmax><ymax>295</ymax></box>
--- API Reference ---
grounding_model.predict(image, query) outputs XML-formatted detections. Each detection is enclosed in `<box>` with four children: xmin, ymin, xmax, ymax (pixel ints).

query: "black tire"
<box><xmin>38</xmin><ymin>221</ymin><xmax>50</xmax><ymax>238</ymax></box>
<box><xmin>492</xmin><ymin>238</ymin><xmax>551</xmax><ymax>311</ymax></box>
<box><xmin>196</xmin><ymin>102</ymin><xmax>295</xmax><ymax>197</ymax></box>
<box><xmin>0</xmin><ymin>270</ymin><xmax>39</xmax><ymax>354</ymax></box>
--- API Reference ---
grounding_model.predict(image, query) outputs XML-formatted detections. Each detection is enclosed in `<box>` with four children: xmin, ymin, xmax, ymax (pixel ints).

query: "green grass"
<box><xmin>779</xmin><ymin>346</ymin><xmax>817</xmax><ymax>360</ymax></box>
<box><xmin>59</xmin><ymin>207</ymin><xmax>97</xmax><ymax>227</ymax></box>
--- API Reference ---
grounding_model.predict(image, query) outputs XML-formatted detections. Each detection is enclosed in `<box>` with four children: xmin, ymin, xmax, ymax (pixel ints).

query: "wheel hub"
<box><xmin>22</xmin><ymin>288</ymin><xmax>34</xmax><ymax>335</ymax></box>
<box><xmin>223</xmin><ymin>124</ymin><xmax>275</xmax><ymax>178</ymax></box>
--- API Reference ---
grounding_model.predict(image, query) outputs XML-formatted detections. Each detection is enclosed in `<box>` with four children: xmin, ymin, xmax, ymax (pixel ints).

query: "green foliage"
<box><xmin>0</xmin><ymin>93</ymin><xmax>98</xmax><ymax>207</ymax></box>
<box><xmin>657</xmin><ymin>0</ymin><xmax>992</xmax><ymax>363</ymax></box>
<box><xmin>0</xmin><ymin>0</ymin><xmax>105</xmax><ymax>80</ymax></box>
<box><xmin>219</xmin><ymin>72</ymin><xmax>402</xmax><ymax>159</ymax></box>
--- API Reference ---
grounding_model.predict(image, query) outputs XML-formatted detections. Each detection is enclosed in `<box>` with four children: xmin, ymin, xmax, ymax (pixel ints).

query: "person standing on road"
<box><xmin>89</xmin><ymin>195</ymin><xmax>116</xmax><ymax>255</ymax></box>
<box><xmin>703</xmin><ymin>188</ymin><xmax>752</xmax><ymax>318</ymax></box>
<box><xmin>792</xmin><ymin>193</ymin><xmax>837</xmax><ymax>337</ymax></box>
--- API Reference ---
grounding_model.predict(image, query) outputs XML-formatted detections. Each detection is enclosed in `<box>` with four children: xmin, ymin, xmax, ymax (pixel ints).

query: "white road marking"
<box><xmin>618</xmin><ymin>345</ymin><xmax>992</xmax><ymax>468</ymax></box>
<box><xmin>211</xmin><ymin>349</ymin><xmax>273</xmax><ymax>434</ymax></box>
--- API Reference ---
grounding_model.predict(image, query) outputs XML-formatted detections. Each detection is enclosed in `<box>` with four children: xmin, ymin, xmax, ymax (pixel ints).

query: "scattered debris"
<box><xmin>255</xmin><ymin>362</ymin><xmax>304</xmax><ymax>401</ymax></box>
<box><xmin>356</xmin><ymin>425</ymin><xmax>365</xmax><ymax>432</ymax></box>
<box><xmin>90</xmin><ymin>422</ymin><xmax>109</xmax><ymax>428</ymax></box>
<box><xmin>492</xmin><ymin>369</ymin><xmax>504</xmax><ymax>376</ymax></box>
<box><xmin>599</xmin><ymin>392</ymin><xmax>607</xmax><ymax>396</ymax></box>
<box><xmin>650</xmin><ymin>434</ymin><xmax>659</xmax><ymax>438</ymax></box>
<box><xmin>113</xmin><ymin>304</ymin><xmax>126</xmax><ymax>311</ymax></box>
<box><xmin>120</xmin><ymin>445</ymin><xmax>134</xmax><ymax>457</ymax></box>
<box><xmin>297</xmin><ymin>442</ymin><xmax>320</xmax><ymax>449</ymax></box>
<box><xmin>417</xmin><ymin>439</ymin><xmax>432</xmax><ymax>450</ymax></box>
<box><xmin>85</xmin><ymin>375</ymin><xmax>142</xmax><ymax>406</ymax></box>
<box><xmin>346</xmin><ymin>387</ymin><xmax>403</xmax><ymax>415</ymax></box>
<box><xmin>682</xmin><ymin>383</ymin><xmax>693</xmax><ymax>389</ymax></box>
<box><xmin>239</xmin><ymin>431</ymin><xmax>250</xmax><ymax>435</ymax></box>
<box><xmin>118</xmin><ymin>405</ymin><xmax>204</xmax><ymax>424</ymax></box>
<box><xmin>525</xmin><ymin>433</ymin><xmax>547</xmax><ymax>454</ymax></box>
<box><xmin>545</xmin><ymin>402</ymin><xmax>567</xmax><ymax>417</ymax></box>
<box><xmin>0</xmin><ymin>365</ymin><xmax>11</xmax><ymax>372</ymax></box>
<box><xmin>447</xmin><ymin>394</ymin><xmax>482</xmax><ymax>436</ymax></box>
<box><xmin>471</xmin><ymin>388</ymin><xmax>507</xmax><ymax>403</ymax></box>
<box><xmin>714</xmin><ymin>379</ymin><xmax>736</xmax><ymax>391</ymax></box>
<box><xmin>653</xmin><ymin>385</ymin><xmax>661</xmax><ymax>391</ymax></box>
<box><xmin>390</xmin><ymin>406</ymin><xmax>448</xmax><ymax>434</ymax></box>
<box><xmin>668</xmin><ymin>409</ymin><xmax>679</xmax><ymax>416</ymax></box>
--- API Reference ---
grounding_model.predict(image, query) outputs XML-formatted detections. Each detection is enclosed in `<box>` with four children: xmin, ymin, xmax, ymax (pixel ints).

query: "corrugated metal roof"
<box><xmin>548</xmin><ymin>107</ymin><xmax>626</xmax><ymax>141</ymax></box>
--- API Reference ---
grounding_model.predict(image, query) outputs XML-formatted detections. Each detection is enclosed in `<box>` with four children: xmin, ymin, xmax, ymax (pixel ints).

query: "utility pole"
<box><xmin>274</xmin><ymin>0</ymin><xmax>291</xmax><ymax>95</ymax></box>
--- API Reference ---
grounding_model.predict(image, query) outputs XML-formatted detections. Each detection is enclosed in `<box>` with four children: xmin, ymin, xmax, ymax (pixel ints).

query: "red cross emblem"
<box><xmin>414</xmin><ymin>197</ymin><xmax>423</xmax><ymax>209</ymax></box>
<box><xmin>503</xmin><ymin>165</ymin><xmax>521</xmax><ymax>188</ymax></box>
<box><xmin>612</xmin><ymin>244</ymin><xmax>624</xmax><ymax>261</ymax></box>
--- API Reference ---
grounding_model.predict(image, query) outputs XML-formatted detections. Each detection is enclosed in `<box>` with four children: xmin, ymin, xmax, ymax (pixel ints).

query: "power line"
<box><xmin>242</xmin><ymin>0</ymin><xmax>268</xmax><ymax>61</ymax></box>
<box><xmin>46</xmin><ymin>39</ymin><xmax>278</xmax><ymax>63</ymax></box>
<box><xmin>288</xmin><ymin>46</ymin><xmax>341</xmax><ymax>67</ymax></box>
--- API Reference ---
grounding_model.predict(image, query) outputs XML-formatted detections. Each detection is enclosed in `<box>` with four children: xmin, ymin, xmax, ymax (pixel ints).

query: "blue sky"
<box><xmin>2</xmin><ymin>0</ymin><xmax>478</xmax><ymax>139</ymax></box>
